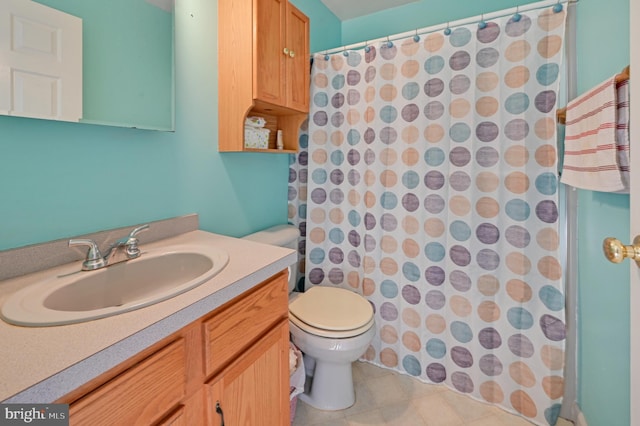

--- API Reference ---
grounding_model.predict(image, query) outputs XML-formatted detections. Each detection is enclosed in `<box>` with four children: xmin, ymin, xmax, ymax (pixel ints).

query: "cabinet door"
<box><xmin>206</xmin><ymin>320</ymin><xmax>289</xmax><ymax>426</ymax></box>
<box><xmin>285</xmin><ymin>2</ymin><xmax>309</xmax><ymax>113</ymax></box>
<box><xmin>254</xmin><ymin>0</ymin><xmax>286</xmax><ymax>106</ymax></box>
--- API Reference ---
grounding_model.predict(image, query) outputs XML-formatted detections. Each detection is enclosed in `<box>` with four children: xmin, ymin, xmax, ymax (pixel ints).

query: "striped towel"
<box><xmin>560</xmin><ymin>76</ymin><xmax>630</xmax><ymax>193</ymax></box>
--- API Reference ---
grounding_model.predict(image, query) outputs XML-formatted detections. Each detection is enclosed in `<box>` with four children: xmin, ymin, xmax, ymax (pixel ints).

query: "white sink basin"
<box><xmin>1</xmin><ymin>244</ymin><xmax>229</xmax><ymax>327</ymax></box>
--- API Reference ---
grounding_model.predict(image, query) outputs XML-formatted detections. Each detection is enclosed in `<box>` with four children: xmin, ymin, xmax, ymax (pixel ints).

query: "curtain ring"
<box><xmin>343</xmin><ymin>46</ymin><xmax>348</xmax><ymax>57</ymax></box>
<box><xmin>444</xmin><ymin>22</ymin><xmax>451</xmax><ymax>36</ymax></box>
<box><xmin>364</xmin><ymin>41</ymin><xmax>371</xmax><ymax>53</ymax></box>
<box><xmin>324</xmin><ymin>51</ymin><xmax>330</xmax><ymax>61</ymax></box>
<box><xmin>478</xmin><ymin>14</ymin><xmax>487</xmax><ymax>29</ymax></box>
<box><xmin>553</xmin><ymin>0</ymin><xmax>564</xmax><ymax>13</ymax></box>
<box><xmin>413</xmin><ymin>29</ymin><xmax>420</xmax><ymax>42</ymax></box>
<box><xmin>513</xmin><ymin>6</ymin><xmax>522</xmax><ymax>22</ymax></box>
<box><xmin>386</xmin><ymin>36</ymin><xmax>394</xmax><ymax>48</ymax></box>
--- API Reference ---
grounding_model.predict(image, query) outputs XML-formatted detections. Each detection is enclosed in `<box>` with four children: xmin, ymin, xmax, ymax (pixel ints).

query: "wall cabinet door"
<box><xmin>206</xmin><ymin>320</ymin><xmax>290</xmax><ymax>426</ymax></box>
<box><xmin>284</xmin><ymin>2</ymin><xmax>309</xmax><ymax>113</ymax></box>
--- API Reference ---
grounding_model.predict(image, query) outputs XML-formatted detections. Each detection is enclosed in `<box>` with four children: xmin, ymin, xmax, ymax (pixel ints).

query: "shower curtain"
<box><xmin>291</xmin><ymin>4</ymin><xmax>567</xmax><ymax>425</ymax></box>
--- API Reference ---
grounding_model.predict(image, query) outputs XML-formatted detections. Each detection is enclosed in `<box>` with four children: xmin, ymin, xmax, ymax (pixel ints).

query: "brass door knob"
<box><xmin>603</xmin><ymin>236</ymin><xmax>640</xmax><ymax>265</ymax></box>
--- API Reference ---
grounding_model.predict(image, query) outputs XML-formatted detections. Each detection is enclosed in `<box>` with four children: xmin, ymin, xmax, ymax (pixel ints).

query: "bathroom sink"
<box><xmin>1</xmin><ymin>245</ymin><xmax>229</xmax><ymax>327</ymax></box>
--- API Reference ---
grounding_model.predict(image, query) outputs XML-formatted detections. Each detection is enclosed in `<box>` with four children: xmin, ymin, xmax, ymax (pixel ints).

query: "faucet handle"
<box><xmin>69</xmin><ymin>239</ymin><xmax>107</xmax><ymax>270</ymax></box>
<box><xmin>128</xmin><ymin>224</ymin><xmax>150</xmax><ymax>239</ymax></box>
<box><xmin>125</xmin><ymin>224</ymin><xmax>149</xmax><ymax>258</ymax></box>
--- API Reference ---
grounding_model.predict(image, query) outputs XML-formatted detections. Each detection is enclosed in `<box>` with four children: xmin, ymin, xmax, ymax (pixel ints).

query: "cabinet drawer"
<box><xmin>70</xmin><ymin>338</ymin><xmax>186</xmax><ymax>426</ymax></box>
<box><xmin>203</xmin><ymin>271</ymin><xmax>288</xmax><ymax>377</ymax></box>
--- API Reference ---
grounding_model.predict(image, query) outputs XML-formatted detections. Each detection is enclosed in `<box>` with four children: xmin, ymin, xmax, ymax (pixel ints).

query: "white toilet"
<box><xmin>243</xmin><ymin>225</ymin><xmax>376</xmax><ymax>411</ymax></box>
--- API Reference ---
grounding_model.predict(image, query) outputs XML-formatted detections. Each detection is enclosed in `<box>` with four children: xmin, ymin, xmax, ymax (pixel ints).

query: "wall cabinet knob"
<box><xmin>603</xmin><ymin>236</ymin><xmax>640</xmax><ymax>266</ymax></box>
<box><xmin>283</xmin><ymin>47</ymin><xmax>289</xmax><ymax>55</ymax></box>
<box><xmin>289</xmin><ymin>50</ymin><xmax>295</xmax><ymax>58</ymax></box>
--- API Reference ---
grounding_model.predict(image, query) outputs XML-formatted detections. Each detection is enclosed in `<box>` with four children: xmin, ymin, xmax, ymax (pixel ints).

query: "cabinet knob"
<box><xmin>283</xmin><ymin>47</ymin><xmax>289</xmax><ymax>55</ymax></box>
<box><xmin>289</xmin><ymin>50</ymin><xmax>295</xmax><ymax>58</ymax></box>
<box><xmin>215</xmin><ymin>401</ymin><xmax>225</xmax><ymax>426</ymax></box>
<box><xmin>603</xmin><ymin>236</ymin><xmax>640</xmax><ymax>266</ymax></box>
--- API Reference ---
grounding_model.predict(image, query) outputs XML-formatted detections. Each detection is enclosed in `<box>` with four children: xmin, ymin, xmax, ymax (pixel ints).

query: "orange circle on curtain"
<box><xmin>425</xmin><ymin>218</ymin><xmax>445</xmax><ymax>237</ymax></box>
<box><xmin>541</xmin><ymin>345</ymin><xmax>565</xmax><ymax>370</ymax></box>
<box><xmin>506</xmin><ymin>279</ymin><xmax>533</xmax><ymax>302</ymax></box>
<box><xmin>538</xmin><ymin>35</ymin><xmax>563</xmax><ymax>59</ymax></box>
<box><xmin>506</xmin><ymin>252</ymin><xmax>532</xmax><ymax>275</ymax></box>
<box><xmin>402</xmin><ymin>148</ymin><xmax>420</xmax><ymax>166</ymax></box>
<box><xmin>401</xmin><ymin>38</ymin><xmax>420</xmax><ymax>56</ymax></box>
<box><xmin>535</xmin><ymin>144</ymin><xmax>557</xmax><ymax>167</ymax></box>
<box><xmin>402</xmin><ymin>125</ymin><xmax>419</xmax><ymax>143</ymax></box>
<box><xmin>505</xmin><ymin>145</ymin><xmax>530</xmax><ymax>167</ymax></box>
<box><xmin>535</xmin><ymin>117</ymin><xmax>556</xmax><ymax>140</ymax></box>
<box><xmin>425</xmin><ymin>314</ymin><xmax>446</xmax><ymax>334</ymax></box>
<box><xmin>380</xmin><ymin>84</ymin><xmax>398</xmax><ymax>101</ymax></box>
<box><xmin>476</xmin><ymin>197</ymin><xmax>500</xmax><ymax>218</ymax></box>
<box><xmin>476</xmin><ymin>96</ymin><xmax>499</xmax><ymax>117</ymax></box>
<box><xmin>480</xmin><ymin>381</ymin><xmax>504</xmax><ymax>404</ymax></box>
<box><xmin>380</xmin><ymin>325</ymin><xmax>398</xmax><ymax>344</ymax></box>
<box><xmin>381</xmin><ymin>235</ymin><xmax>398</xmax><ymax>253</ymax></box>
<box><xmin>505</xmin><ymin>66</ymin><xmax>530</xmax><ymax>88</ymax></box>
<box><xmin>477</xmin><ymin>274</ymin><xmax>500</xmax><ymax>296</ymax></box>
<box><xmin>314</xmin><ymin>73</ymin><xmax>328</xmax><ymax>87</ymax></box>
<box><xmin>510</xmin><ymin>390</ymin><xmax>538</xmax><ymax>418</ymax></box>
<box><xmin>380</xmin><ymin>170</ymin><xmax>398</xmax><ymax>187</ymax></box>
<box><xmin>538</xmin><ymin>8</ymin><xmax>566</xmax><ymax>31</ymax></box>
<box><xmin>380</xmin><ymin>348</ymin><xmax>399</xmax><ymax>368</ymax></box>
<box><xmin>477</xmin><ymin>301</ymin><xmax>501</xmax><ymax>322</ymax></box>
<box><xmin>424</xmin><ymin>33</ymin><xmax>444</xmax><ymax>52</ymax></box>
<box><xmin>402</xmin><ymin>308</ymin><xmax>421</xmax><ymax>328</ymax></box>
<box><xmin>476</xmin><ymin>172</ymin><xmax>500</xmax><ymax>192</ymax></box>
<box><xmin>402</xmin><ymin>216</ymin><xmax>419</xmax><ymax>234</ymax></box>
<box><xmin>425</xmin><ymin>124</ymin><xmax>445</xmax><ymax>143</ymax></box>
<box><xmin>505</xmin><ymin>40</ymin><xmax>531</xmax><ymax>62</ymax></box>
<box><xmin>401</xmin><ymin>60</ymin><xmax>420</xmax><ymax>78</ymax></box>
<box><xmin>476</xmin><ymin>72</ymin><xmax>499</xmax><ymax>92</ymax></box>
<box><xmin>308</xmin><ymin>227</ymin><xmax>326</xmax><ymax>244</ymax></box>
<box><xmin>537</xmin><ymin>228</ymin><xmax>560</xmax><ymax>251</ymax></box>
<box><xmin>509</xmin><ymin>362</ymin><xmax>536</xmax><ymax>388</ymax></box>
<box><xmin>402</xmin><ymin>238</ymin><xmax>420</xmax><ymax>257</ymax></box>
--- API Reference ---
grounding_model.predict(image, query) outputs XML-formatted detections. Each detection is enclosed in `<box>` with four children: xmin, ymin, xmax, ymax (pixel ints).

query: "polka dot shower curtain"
<box><xmin>299</xmin><ymin>3</ymin><xmax>568</xmax><ymax>425</ymax></box>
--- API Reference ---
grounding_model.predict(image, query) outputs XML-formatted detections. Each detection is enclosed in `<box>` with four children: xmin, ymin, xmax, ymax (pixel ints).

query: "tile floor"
<box><xmin>292</xmin><ymin>361</ymin><xmax>570</xmax><ymax>426</ymax></box>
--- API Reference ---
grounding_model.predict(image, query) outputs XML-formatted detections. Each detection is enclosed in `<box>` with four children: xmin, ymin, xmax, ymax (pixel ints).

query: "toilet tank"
<box><xmin>243</xmin><ymin>225</ymin><xmax>300</xmax><ymax>292</ymax></box>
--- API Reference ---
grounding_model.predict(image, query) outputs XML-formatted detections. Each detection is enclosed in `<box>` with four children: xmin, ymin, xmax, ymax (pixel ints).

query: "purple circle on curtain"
<box><xmin>331</xmin><ymin>93</ymin><xmax>345</xmax><ymax>108</ymax></box>
<box><xmin>505</xmin><ymin>119</ymin><xmax>529</xmax><ymax>141</ymax></box>
<box><xmin>477</xmin><ymin>248</ymin><xmax>500</xmax><ymax>270</ymax></box>
<box><xmin>478</xmin><ymin>327</ymin><xmax>502</xmax><ymax>349</ymax></box>
<box><xmin>381</xmin><ymin>127</ymin><xmax>398</xmax><ymax>144</ymax></box>
<box><xmin>424</xmin><ymin>194</ymin><xmax>445</xmax><ymax>214</ymax></box>
<box><xmin>287</xmin><ymin>186</ymin><xmax>297</xmax><ymax>201</ymax></box>
<box><xmin>425</xmin><ymin>78</ymin><xmax>445</xmax><ymax>97</ymax></box>
<box><xmin>348</xmin><ymin>230</ymin><xmax>361</xmax><ymax>247</ymax></box>
<box><xmin>348</xmin><ymin>250</ymin><xmax>361</xmax><ymax>267</ymax></box>
<box><xmin>364</xmin><ymin>148</ymin><xmax>376</xmax><ymax>165</ymax></box>
<box><xmin>298</xmin><ymin>151</ymin><xmax>308</xmax><ymax>166</ymax></box>
<box><xmin>299</xmin><ymin>168</ymin><xmax>308</xmax><ymax>183</ymax></box>
<box><xmin>347</xmin><ymin>70</ymin><xmax>361</xmax><ymax>86</ymax></box>
<box><xmin>505</xmin><ymin>225</ymin><xmax>531</xmax><ymax>248</ymax></box>
<box><xmin>310</xmin><ymin>188</ymin><xmax>327</xmax><ymax>204</ymax></box>
<box><xmin>402</xmin><ymin>284</ymin><xmax>421</xmax><ymax>305</ymax></box>
<box><xmin>348</xmin><ymin>169</ymin><xmax>361</xmax><ymax>185</ymax></box>
<box><xmin>476</xmin><ymin>47</ymin><xmax>499</xmax><ymax>68</ymax></box>
<box><xmin>476</xmin><ymin>146</ymin><xmax>500</xmax><ymax>167</ymax></box>
<box><xmin>328</xmin><ymin>268</ymin><xmax>344</xmax><ymax>284</ymax></box>
<box><xmin>347</xmin><ymin>89</ymin><xmax>361</xmax><ymax>105</ymax></box>
<box><xmin>536</xmin><ymin>200</ymin><xmax>559</xmax><ymax>223</ymax></box>
<box><xmin>479</xmin><ymin>354</ymin><xmax>503</xmax><ymax>376</ymax></box>
<box><xmin>307</xmin><ymin>268</ymin><xmax>325</xmax><ymax>284</ymax></box>
<box><xmin>451</xmin><ymin>346</ymin><xmax>474</xmax><ymax>368</ymax></box>
<box><xmin>402</xmin><ymin>104</ymin><xmax>420</xmax><ymax>122</ymax></box>
<box><xmin>449</xmin><ymin>51</ymin><xmax>471</xmax><ymax>71</ymax></box>
<box><xmin>450</xmin><ymin>147</ymin><xmax>471</xmax><ymax>167</ymax></box>
<box><xmin>540</xmin><ymin>314</ymin><xmax>567</xmax><ymax>341</ymax></box>
<box><xmin>451</xmin><ymin>371</ymin><xmax>474</xmax><ymax>393</ymax></box>
<box><xmin>425</xmin><ymin>266</ymin><xmax>445</xmax><ymax>286</ymax></box>
<box><xmin>328</xmin><ymin>247</ymin><xmax>344</xmax><ymax>264</ymax></box>
<box><xmin>426</xmin><ymin>290</ymin><xmax>446</xmax><ymax>309</ymax></box>
<box><xmin>364</xmin><ymin>234</ymin><xmax>377</xmax><ymax>252</ymax></box>
<box><xmin>289</xmin><ymin>167</ymin><xmax>297</xmax><ymax>184</ymax></box>
<box><xmin>381</xmin><ymin>44</ymin><xmax>398</xmax><ymax>60</ymax></box>
<box><xmin>364</xmin><ymin>128</ymin><xmax>376</xmax><ymax>144</ymax></box>
<box><xmin>329</xmin><ymin>188</ymin><xmax>344</xmax><ymax>204</ymax></box>
<box><xmin>476</xmin><ymin>121</ymin><xmax>499</xmax><ymax>142</ymax></box>
<box><xmin>380</xmin><ymin>301</ymin><xmax>398</xmax><ymax>320</ymax></box>
<box><xmin>402</xmin><ymin>193</ymin><xmax>420</xmax><ymax>212</ymax></box>
<box><xmin>477</xmin><ymin>22</ymin><xmax>500</xmax><ymax>43</ymax></box>
<box><xmin>535</xmin><ymin>90</ymin><xmax>557</xmax><ymax>113</ymax></box>
<box><xmin>364</xmin><ymin>213</ymin><xmax>377</xmax><ymax>230</ymax></box>
<box><xmin>425</xmin><ymin>170</ymin><xmax>445</xmax><ymax>190</ymax></box>
<box><xmin>450</xmin><ymin>74</ymin><xmax>471</xmax><ymax>95</ymax></box>
<box><xmin>450</xmin><ymin>245</ymin><xmax>471</xmax><ymax>267</ymax></box>
<box><xmin>506</xmin><ymin>15</ymin><xmax>532</xmax><ymax>37</ymax></box>
<box><xmin>424</xmin><ymin>101</ymin><xmax>445</xmax><ymax>120</ymax></box>
<box><xmin>331</xmin><ymin>112</ymin><xmax>345</xmax><ymax>127</ymax></box>
<box><xmin>313</xmin><ymin>111</ymin><xmax>328</xmax><ymax>126</ymax></box>
<box><xmin>365</xmin><ymin>48</ymin><xmax>377</xmax><ymax>64</ymax></box>
<box><xmin>508</xmin><ymin>333</ymin><xmax>535</xmax><ymax>358</ymax></box>
<box><xmin>426</xmin><ymin>363</ymin><xmax>447</xmax><ymax>383</ymax></box>
<box><xmin>450</xmin><ymin>270</ymin><xmax>471</xmax><ymax>292</ymax></box>
<box><xmin>450</xmin><ymin>171</ymin><xmax>471</xmax><ymax>191</ymax></box>
<box><xmin>476</xmin><ymin>223</ymin><xmax>500</xmax><ymax>245</ymax></box>
<box><xmin>330</xmin><ymin>169</ymin><xmax>344</xmax><ymax>185</ymax></box>
<box><xmin>381</xmin><ymin>213</ymin><xmax>398</xmax><ymax>231</ymax></box>
<box><xmin>347</xmin><ymin>149</ymin><xmax>360</xmax><ymax>166</ymax></box>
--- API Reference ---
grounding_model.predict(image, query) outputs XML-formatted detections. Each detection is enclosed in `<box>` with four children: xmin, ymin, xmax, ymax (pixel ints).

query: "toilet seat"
<box><xmin>289</xmin><ymin>286</ymin><xmax>374</xmax><ymax>338</ymax></box>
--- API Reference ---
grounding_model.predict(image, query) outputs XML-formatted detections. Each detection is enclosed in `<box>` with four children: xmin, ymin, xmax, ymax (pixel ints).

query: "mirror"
<box><xmin>7</xmin><ymin>0</ymin><xmax>174</xmax><ymax>131</ymax></box>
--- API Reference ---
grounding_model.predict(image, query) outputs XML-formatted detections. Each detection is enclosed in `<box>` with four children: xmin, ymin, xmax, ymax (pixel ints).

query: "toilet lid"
<box><xmin>289</xmin><ymin>286</ymin><xmax>373</xmax><ymax>331</ymax></box>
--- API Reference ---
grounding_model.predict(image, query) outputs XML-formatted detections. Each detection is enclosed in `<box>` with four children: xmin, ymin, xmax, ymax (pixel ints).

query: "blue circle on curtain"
<box><xmin>539</xmin><ymin>285</ymin><xmax>565</xmax><ymax>311</ymax></box>
<box><xmin>346</xmin><ymin>51</ymin><xmax>362</xmax><ymax>66</ymax></box>
<box><xmin>450</xmin><ymin>27</ymin><xmax>472</xmax><ymax>47</ymax></box>
<box><xmin>288</xmin><ymin>185</ymin><xmax>297</xmax><ymax>201</ymax></box>
<box><xmin>402</xmin><ymin>262</ymin><xmax>421</xmax><ymax>282</ymax></box>
<box><xmin>403</xmin><ymin>82</ymin><xmax>421</xmax><ymax>100</ymax></box>
<box><xmin>332</xmin><ymin>74</ymin><xmax>345</xmax><ymax>90</ymax></box>
<box><xmin>312</xmin><ymin>169</ymin><xmax>327</xmax><ymax>184</ymax></box>
<box><xmin>348</xmin><ymin>210</ymin><xmax>361</xmax><ymax>227</ymax></box>
<box><xmin>403</xmin><ymin>170</ymin><xmax>420</xmax><ymax>189</ymax></box>
<box><xmin>297</xmin><ymin>204</ymin><xmax>306</xmax><ymax>219</ymax></box>
<box><xmin>451</xmin><ymin>321</ymin><xmax>473</xmax><ymax>343</ymax></box>
<box><xmin>381</xmin><ymin>280</ymin><xmax>399</xmax><ymax>298</ymax></box>
<box><xmin>426</xmin><ymin>338</ymin><xmax>447</xmax><ymax>359</ymax></box>
<box><xmin>381</xmin><ymin>192</ymin><xmax>398</xmax><ymax>209</ymax></box>
<box><xmin>308</xmin><ymin>248</ymin><xmax>325</xmax><ymax>264</ymax></box>
<box><xmin>449</xmin><ymin>221</ymin><xmax>472</xmax><ymax>241</ymax></box>
<box><xmin>380</xmin><ymin>105</ymin><xmax>398</xmax><ymax>123</ymax></box>
<box><xmin>545</xmin><ymin>404</ymin><xmax>563</xmax><ymax>426</ymax></box>
<box><xmin>329</xmin><ymin>228</ymin><xmax>345</xmax><ymax>244</ymax></box>
<box><xmin>425</xmin><ymin>242</ymin><xmax>446</xmax><ymax>262</ymax></box>
<box><xmin>505</xmin><ymin>92</ymin><xmax>530</xmax><ymax>115</ymax></box>
<box><xmin>450</xmin><ymin>123</ymin><xmax>471</xmax><ymax>142</ymax></box>
<box><xmin>330</xmin><ymin>150</ymin><xmax>344</xmax><ymax>166</ymax></box>
<box><xmin>425</xmin><ymin>56</ymin><xmax>445</xmax><ymax>74</ymax></box>
<box><xmin>507</xmin><ymin>307</ymin><xmax>534</xmax><ymax>330</ymax></box>
<box><xmin>537</xmin><ymin>63</ymin><xmax>560</xmax><ymax>86</ymax></box>
<box><xmin>313</xmin><ymin>92</ymin><xmax>328</xmax><ymax>107</ymax></box>
<box><xmin>535</xmin><ymin>172</ymin><xmax>558</xmax><ymax>195</ymax></box>
<box><xmin>347</xmin><ymin>129</ymin><xmax>361</xmax><ymax>146</ymax></box>
<box><xmin>425</xmin><ymin>147</ymin><xmax>446</xmax><ymax>166</ymax></box>
<box><xmin>299</xmin><ymin>133</ymin><xmax>309</xmax><ymax>149</ymax></box>
<box><xmin>402</xmin><ymin>355</ymin><xmax>422</xmax><ymax>376</ymax></box>
<box><xmin>505</xmin><ymin>199</ymin><xmax>531</xmax><ymax>221</ymax></box>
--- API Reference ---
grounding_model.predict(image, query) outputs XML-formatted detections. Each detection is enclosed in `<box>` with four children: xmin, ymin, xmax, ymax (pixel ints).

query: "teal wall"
<box><xmin>0</xmin><ymin>0</ymin><xmax>340</xmax><ymax>251</ymax></box>
<box><xmin>337</xmin><ymin>0</ymin><xmax>631</xmax><ymax>425</ymax></box>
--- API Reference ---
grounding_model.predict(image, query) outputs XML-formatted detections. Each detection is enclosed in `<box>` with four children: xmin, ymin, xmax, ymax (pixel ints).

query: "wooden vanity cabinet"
<box><xmin>59</xmin><ymin>271</ymin><xmax>289</xmax><ymax>426</ymax></box>
<box><xmin>218</xmin><ymin>0</ymin><xmax>309</xmax><ymax>153</ymax></box>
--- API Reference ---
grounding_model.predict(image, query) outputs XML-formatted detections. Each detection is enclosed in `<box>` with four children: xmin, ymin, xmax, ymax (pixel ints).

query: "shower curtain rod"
<box><xmin>313</xmin><ymin>0</ymin><xmax>577</xmax><ymax>56</ymax></box>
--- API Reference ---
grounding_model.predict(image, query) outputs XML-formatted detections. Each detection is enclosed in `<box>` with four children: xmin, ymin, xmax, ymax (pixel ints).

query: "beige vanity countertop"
<box><xmin>0</xmin><ymin>230</ymin><xmax>296</xmax><ymax>403</ymax></box>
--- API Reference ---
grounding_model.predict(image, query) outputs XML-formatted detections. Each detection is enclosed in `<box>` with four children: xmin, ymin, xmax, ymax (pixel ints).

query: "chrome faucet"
<box><xmin>69</xmin><ymin>224</ymin><xmax>150</xmax><ymax>271</ymax></box>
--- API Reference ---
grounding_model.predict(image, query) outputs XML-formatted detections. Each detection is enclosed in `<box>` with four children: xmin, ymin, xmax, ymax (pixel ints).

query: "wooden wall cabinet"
<box><xmin>218</xmin><ymin>0</ymin><xmax>310</xmax><ymax>153</ymax></box>
<box><xmin>60</xmin><ymin>271</ymin><xmax>290</xmax><ymax>426</ymax></box>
